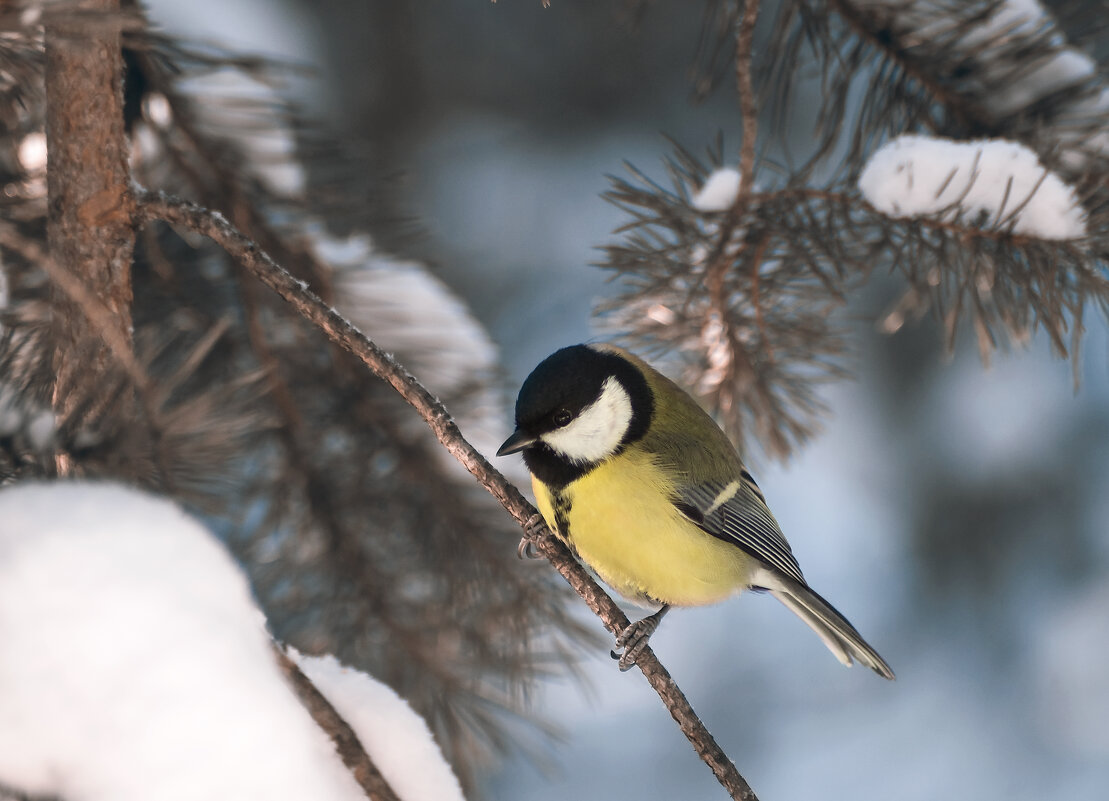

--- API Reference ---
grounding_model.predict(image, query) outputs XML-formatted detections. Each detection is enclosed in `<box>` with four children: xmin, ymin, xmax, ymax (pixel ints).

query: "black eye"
<box><xmin>553</xmin><ymin>409</ymin><xmax>572</xmax><ymax>427</ymax></box>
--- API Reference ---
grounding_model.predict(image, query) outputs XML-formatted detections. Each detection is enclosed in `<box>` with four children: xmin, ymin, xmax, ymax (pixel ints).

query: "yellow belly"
<box><xmin>532</xmin><ymin>451</ymin><xmax>755</xmax><ymax>607</ymax></box>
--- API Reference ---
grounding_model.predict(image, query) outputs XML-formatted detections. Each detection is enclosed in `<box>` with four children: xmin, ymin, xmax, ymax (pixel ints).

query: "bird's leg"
<box><xmin>611</xmin><ymin>605</ymin><xmax>670</xmax><ymax>672</ymax></box>
<box><xmin>516</xmin><ymin>513</ymin><xmax>547</xmax><ymax>559</ymax></box>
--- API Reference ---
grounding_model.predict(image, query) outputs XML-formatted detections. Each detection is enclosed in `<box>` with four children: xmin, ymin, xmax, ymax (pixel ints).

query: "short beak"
<box><xmin>497</xmin><ymin>429</ymin><xmax>537</xmax><ymax>456</ymax></box>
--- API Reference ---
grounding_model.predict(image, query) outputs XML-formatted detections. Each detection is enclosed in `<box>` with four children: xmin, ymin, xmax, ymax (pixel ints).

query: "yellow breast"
<box><xmin>533</xmin><ymin>450</ymin><xmax>755</xmax><ymax>607</ymax></box>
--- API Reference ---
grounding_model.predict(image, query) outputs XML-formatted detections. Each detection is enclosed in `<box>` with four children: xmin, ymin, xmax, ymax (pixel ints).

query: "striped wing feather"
<box><xmin>676</xmin><ymin>479</ymin><xmax>804</xmax><ymax>585</ymax></box>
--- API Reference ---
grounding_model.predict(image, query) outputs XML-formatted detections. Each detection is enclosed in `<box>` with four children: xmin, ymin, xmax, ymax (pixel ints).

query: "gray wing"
<box><xmin>676</xmin><ymin>476</ymin><xmax>805</xmax><ymax>585</ymax></box>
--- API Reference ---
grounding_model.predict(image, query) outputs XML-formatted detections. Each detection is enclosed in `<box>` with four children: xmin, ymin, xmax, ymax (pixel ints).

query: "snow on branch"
<box><xmin>760</xmin><ymin>0</ymin><xmax>1109</xmax><ymax>183</ymax></box>
<box><xmin>692</xmin><ymin>167</ymin><xmax>743</xmax><ymax>212</ymax></box>
<box><xmin>289</xmin><ymin>651</ymin><xmax>465</xmax><ymax>801</ymax></box>
<box><xmin>601</xmin><ymin>1</ymin><xmax>1108</xmax><ymax>414</ymax></box>
<box><xmin>598</xmin><ymin>125</ymin><xmax>1108</xmax><ymax>425</ymax></box>
<box><xmin>858</xmin><ymin>135</ymin><xmax>1088</xmax><ymax>240</ymax></box>
<box><xmin>0</xmin><ymin>482</ymin><xmax>454</xmax><ymax>801</ymax></box>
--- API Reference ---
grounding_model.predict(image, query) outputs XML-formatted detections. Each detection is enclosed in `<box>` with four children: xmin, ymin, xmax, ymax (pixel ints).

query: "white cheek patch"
<box><xmin>541</xmin><ymin>377</ymin><xmax>634</xmax><ymax>464</ymax></box>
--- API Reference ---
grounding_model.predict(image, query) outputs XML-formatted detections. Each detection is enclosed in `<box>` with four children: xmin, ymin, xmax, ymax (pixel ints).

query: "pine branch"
<box><xmin>273</xmin><ymin>644</ymin><xmax>401</xmax><ymax>801</ymax></box>
<box><xmin>598</xmin><ymin>122</ymin><xmax>1108</xmax><ymax>453</ymax></box>
<box><xmin>599</xmin><ymin>147</ymin><xmax>853</xmax><ymax>458</ymax></box>
<box><xmin>793</xmin><ymin>0</ymin><xmax>1109</xmax><ymax>188</ymax></box>
<box><xmin>136</xmin><ymin>189</ymin><xmax>761</xmax><ymax>801</ymax></box>
<box><xmin>823</xmin><ymin>0</ymin><xmax>993</xmax><ymax>133</ymax></box>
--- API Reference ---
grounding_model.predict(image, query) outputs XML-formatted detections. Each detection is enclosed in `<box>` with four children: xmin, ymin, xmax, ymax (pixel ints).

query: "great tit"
<box><xmin>498</xmin><ymin>343</ymin><xmax>894</xmax><ymax>679</ymax></box>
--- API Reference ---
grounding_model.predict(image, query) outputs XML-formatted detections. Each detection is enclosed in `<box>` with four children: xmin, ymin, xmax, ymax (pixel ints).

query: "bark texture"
<box><xmin>44</xmin><ymin>0</ymin><xmax>136</xmax><ymax>424</ymax></box>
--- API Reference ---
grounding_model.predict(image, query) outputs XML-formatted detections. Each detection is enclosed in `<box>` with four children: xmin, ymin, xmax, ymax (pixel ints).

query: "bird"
<box><xmin>497</xmin><ymin>343</ymin><xmax>894</xmax><ymax>679</ymax></box>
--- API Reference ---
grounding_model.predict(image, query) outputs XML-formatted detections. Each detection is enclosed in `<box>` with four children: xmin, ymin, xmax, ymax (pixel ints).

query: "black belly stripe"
<box><xmin>552</xmin><ymin>490</ymin><xmax>573</xmax><ymax>546</ymax></box>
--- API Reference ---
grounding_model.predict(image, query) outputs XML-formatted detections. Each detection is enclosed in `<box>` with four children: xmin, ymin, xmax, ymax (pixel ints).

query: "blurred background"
<box><xmin>145</xmin><ymin>1</ymin><xmax>1109</xmax><ymax>799</ymax></box>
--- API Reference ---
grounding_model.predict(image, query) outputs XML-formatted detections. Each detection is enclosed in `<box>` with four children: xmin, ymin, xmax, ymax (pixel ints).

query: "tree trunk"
<box><xmin>44</xmin><ymin>0</ymin><xmax>135</xmax><ymax>450</ymax></box>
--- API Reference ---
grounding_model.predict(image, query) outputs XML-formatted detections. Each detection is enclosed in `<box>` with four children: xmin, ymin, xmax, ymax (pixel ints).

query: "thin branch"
<box><xmin>273</xmin><ymin>644</ymin><xmax>401</xmax><ymax>801</ymax></box>
<box><xmin>735</xmin><ymin>0</ymin><xmax>760</xmax><ymax>200</ymax></box>
<box><xmin>696</xmin><ymin>0</ymin><xmax>763</xmax><ymax>417</ymax></box>
<box><xmin>136</xmin><ymin>189</ymin><xmax>760</xmax><ymax>801</ymax></box>
<box><xmin>702</xmin><ymin>0</ymin><xmax>762</xmax><ymax>300</ymax></box>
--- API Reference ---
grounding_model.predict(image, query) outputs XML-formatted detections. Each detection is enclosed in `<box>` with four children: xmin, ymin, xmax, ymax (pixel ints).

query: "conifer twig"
<box><xmin>273</xmin><ymin>644</ymin><xmax>401</xmax><ymax>801</ymax></box>
<box><xmin>136</xmin><ymin>189</ymin><xmax>760</xmax><ymax>801</ymax></box>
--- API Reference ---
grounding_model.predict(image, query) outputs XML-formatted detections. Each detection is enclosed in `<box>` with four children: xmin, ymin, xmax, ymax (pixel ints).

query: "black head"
<box><xmin>497</xmin><ymin>345</ymin><xmax>654</xmax><ymax>488</ymax></box>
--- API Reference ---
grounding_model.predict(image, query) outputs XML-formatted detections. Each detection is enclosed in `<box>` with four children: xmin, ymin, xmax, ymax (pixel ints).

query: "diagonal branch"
<box><xmin>135</xmin><ymin>189</ymin><xmax>760</xmax><ymax>801</ymax></box>
<box><xmin>273</xmin><ymin>644</ymin><xmax>401</xmax><ymax>801</ymax></box>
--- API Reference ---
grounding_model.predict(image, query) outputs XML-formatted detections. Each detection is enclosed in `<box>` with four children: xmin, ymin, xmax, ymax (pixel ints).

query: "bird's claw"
<box><xmin>516</xmin><ymin>537</ymin><xmax>540</xmax><ymax>560</ymax></box>
<box><xmin>524</xmin><ymin>513</ymin><xmax>547</xmax><ymax>539</ymax></box>
<box><xmin>609</xmin><ymin>611</ymin><xmax>666</xmax><ymax>672</ymax></box>
<box><xmin>516</xmin><ymin>514</ymin><xmax>547</xmax><ymax>559</ymax></box>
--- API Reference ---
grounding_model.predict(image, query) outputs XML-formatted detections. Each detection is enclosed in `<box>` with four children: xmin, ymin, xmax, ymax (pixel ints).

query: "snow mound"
<box><xmin>859</xmin><ymin>135</ymin><xmax>1086</xmax><ymax>240</ymax></box>
<box><xmin>0</xmin><ymin>482</ymin><xmax>463</xmax><ymax>801</ymax></box>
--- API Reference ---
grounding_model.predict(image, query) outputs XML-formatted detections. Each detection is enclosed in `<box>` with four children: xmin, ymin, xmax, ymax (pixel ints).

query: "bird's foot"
<box><xmin>610</xmin><ymin>606</ymin><xmax>669</xmax><ymax>672</ymax></box>
<box><xmin>516</xmin><ymin>514</ymin><xmax>547</xmax><ymax>559</ymax></box>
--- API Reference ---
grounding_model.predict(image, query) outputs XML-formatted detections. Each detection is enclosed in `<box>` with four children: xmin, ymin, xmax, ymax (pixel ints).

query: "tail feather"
<box><xmin>773</xmin><ymin>591</ymin><xmax>855</xmax><ymax>667</ymax></box>
<box><xmin>757</xmin><ymin>569</ymin><xmax>895</xmax><ymax>680</ymax></box>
